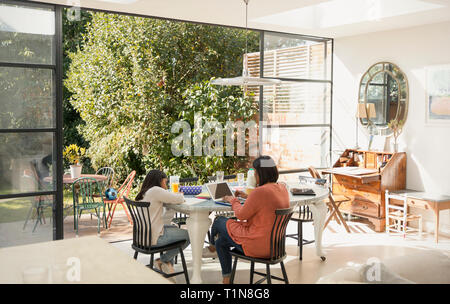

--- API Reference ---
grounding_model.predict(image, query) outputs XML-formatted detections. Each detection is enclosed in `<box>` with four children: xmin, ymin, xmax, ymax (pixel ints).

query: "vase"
<box><xmin>70</xmin><ymin>164</ymin><xmax>82</xmax><ymax>179</ymax></box>
<box><xmin>393</xmin><ymin>142</ymin><xmax>398</xmax><ymax>153</ymax></box>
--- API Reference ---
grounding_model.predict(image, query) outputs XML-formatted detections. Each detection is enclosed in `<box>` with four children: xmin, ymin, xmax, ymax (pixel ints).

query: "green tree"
<box><xmin>63</xmin><ymin>9</ymin><xmax>92</xmax><ymax>170</ymax></box>
<box><xmin>65</xmin><ymin>12</ymin><xmax>259</xmax><ymax>182</ymax></box>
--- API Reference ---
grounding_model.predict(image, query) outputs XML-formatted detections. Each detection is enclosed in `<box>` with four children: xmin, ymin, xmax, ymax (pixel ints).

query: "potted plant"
<box><xmin>63</xmin><ymin>144</ymin><xmax>86</xmax><ymax>178</ymax></box>
<box><xmin>387</xmin><ymin>119</ymin><xmax>404</xmax><ymax>152</ymax></box>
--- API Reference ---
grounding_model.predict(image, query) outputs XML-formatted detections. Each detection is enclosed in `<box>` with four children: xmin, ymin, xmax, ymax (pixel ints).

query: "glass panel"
<box><xmin>0</xmin><ymin>67</ymin><xmax>54</xmax><ymax>129</ymax></box>
<box><xmin>0</xmin><ymin>195</ymin><xmax>54</xmax><ymax>247</ymax></box>
<box><xmin>0</xmin><ymin>3</ymin><xmax>55</xmax><ymax>65</ymax></box>
<box><xmin>262</xmin><ymin>82</ymin><xmax>331</xmax><ymax>125</ymax></box>
<box><xmin>0</xmin><ymin>133</ymin><xmax>55</xmax><ymax>196</ymax></box>
<box><xmin>261</xmin><ymin>127</ymin><xmax>330</xmax><ymax>171</ymax></box>
<box><xmin>264</xmin><ymin>32</ymin><xmax>330</xmax><ymax>81</ymax></box>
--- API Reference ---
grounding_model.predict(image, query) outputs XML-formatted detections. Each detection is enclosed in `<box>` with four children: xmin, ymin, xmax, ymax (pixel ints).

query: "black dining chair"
<box><xmin>229</xmin><ymin>207</ymin><xmax>294</xmax><ymax>284</ymax></box>
<box><xmin>124</xmin><ymin>196</ymin><xmax>190</xmax><ymax>283</ymax></box>
<box><xmin>286</xmin><ymin>205</ymin><xmax>314</xmax><ymax>260</ymax></box>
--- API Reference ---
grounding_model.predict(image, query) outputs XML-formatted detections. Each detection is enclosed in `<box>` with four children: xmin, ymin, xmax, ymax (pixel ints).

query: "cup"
<box><xmin>170</xmin><ymin>176</ymin><xmax>180</xmax><ymax>193</ymax></box>
<box><xmin>216</xmin><ymin>171</ymin><xmax>224</xmax><ymax>182</ymax></box>
<box><xmin>237</xmin><ymin>173</ymin><xmax>245</xmax><ymax>186</ymax></box>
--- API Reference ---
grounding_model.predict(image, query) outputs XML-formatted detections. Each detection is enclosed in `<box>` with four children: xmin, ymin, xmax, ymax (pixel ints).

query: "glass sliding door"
<box><xmin>246</xmin><ymin>32</ymin><xmax>333</xmax><ymax>180</ymax></box>
<box><xmin>0</xmin><ymin>1</ymin><xmax>62</xmax><ymax>247</ymax></box>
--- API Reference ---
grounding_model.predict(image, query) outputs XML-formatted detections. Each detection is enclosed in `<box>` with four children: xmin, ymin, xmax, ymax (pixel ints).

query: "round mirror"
<box><xmin>358</xmin><ymin>62</ymin><xmax>409</xmax><ymax>136</ymax></box>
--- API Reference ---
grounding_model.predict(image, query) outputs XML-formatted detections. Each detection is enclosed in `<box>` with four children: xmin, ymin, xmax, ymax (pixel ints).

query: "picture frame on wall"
<box><xmin>425</xmin><ymin>64</ymin><xmax>450</xmax><ymax>125</ymax></box>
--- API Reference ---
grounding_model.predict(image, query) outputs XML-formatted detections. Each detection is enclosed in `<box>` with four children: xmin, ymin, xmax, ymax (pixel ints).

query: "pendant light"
<box><xmin>211</xmin><ymin>0</ymin><xmax>281</xmax><ymax>86</ymax></box>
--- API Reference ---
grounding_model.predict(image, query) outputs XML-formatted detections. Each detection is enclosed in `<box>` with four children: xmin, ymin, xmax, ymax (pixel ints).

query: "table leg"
<box><xmin>186</xmin><ymin>210</ymin><xmax>212</xmax><ymax>284</ymax></box>
<box><xmin>433</xmin><ymin>206</ymin><xmax>440</xmax><ymax>243</ymax></box>
<box><xmin>309</xmin><ymin>200</ymin><xmax>327</xmax><ymax>260</ymax></box>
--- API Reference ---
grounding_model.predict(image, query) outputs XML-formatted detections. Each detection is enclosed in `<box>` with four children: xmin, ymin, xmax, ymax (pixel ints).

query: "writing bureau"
<box><xmin>322</xmin><ymin>149</ymin><xmax>406</xmax><ymax>232</ymax></box>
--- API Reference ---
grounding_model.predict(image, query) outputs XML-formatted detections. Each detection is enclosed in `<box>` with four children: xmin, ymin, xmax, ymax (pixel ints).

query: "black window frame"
<box><xmin>0</xmin><ymin>0</ymin><xmax>64</xmax><ymax>241</ymax></box>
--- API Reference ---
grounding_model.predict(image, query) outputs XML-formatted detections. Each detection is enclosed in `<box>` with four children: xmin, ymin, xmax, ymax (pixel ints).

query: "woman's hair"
<box><xmin>252</xmin><ymin>155</ymin><xmax>279</xmax><ymax>186</ymax></box>
<box><xmin>135</xmin><ymin>169</ymin><xmax>167</xmax><ymax>201</ymax></box>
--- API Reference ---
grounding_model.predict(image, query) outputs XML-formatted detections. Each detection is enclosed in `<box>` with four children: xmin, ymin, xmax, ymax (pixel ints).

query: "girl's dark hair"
<box><xmin>135</xmin><ymin>170</ymin><xmax>167</xmax><ymax>201</ymax></box>
<box><xmin>253</xmin><ymin>155</ymin><xmax>279</xmax><ymax>186</ymax></box>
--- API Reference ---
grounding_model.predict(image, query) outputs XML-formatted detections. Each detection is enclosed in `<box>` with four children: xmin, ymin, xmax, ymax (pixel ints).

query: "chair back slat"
<box><xmin>308</xmin><ymin>166</ymin><xmax>322</xmax><ymax>179</ymax></box>
<box><xmin>96</xmin><ymin>167</ymin><xmax>115</xmax><ymax>191</ymax></box>
<box><xmin>72</xmin><ymin>177</ymin><xmax>103</xmax><ymax>208</ymax></box>
<box><xmin>117</xmin><ymin>171</ymin><xmax>136</xmax><ymax>198</ymax></box>
<box><xmin>124</xmin><ymin>196</ymin><xmax>152</xmax><ymax>249</ymax></box>
<box><xmin>179</xmin><ymin>177</ymin><xmax>199</xmax><ymax>185</ymax></box>
<box><xmin>269</xmin><ymin>208</ymin><xmax>294</xmax><ymax>261</ymax></box>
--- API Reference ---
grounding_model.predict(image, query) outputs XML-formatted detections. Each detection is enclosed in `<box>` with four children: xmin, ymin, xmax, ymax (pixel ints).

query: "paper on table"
<box><xmin>183</xmin><ymin>198</ymin><xmax>209</xmax><ymax>205</ymax></box>
<box><xmin>328</xmin><ymin>167</ymin><xmax>378</xmax><ymax>175</ymax></box>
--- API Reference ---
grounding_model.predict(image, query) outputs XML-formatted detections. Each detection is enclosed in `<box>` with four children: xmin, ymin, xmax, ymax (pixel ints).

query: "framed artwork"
<box><xmin>425</xmin><ymin>64</ymin><xmax>450</xmax><ymax>125</ymax></box>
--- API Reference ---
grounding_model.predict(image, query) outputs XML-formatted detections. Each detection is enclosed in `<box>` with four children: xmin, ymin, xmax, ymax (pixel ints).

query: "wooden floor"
<box><xmin>4</xmin><ymin>210</ymin><xmax>449</xmax><ymax>283</ymax></box>
<box><xmin>109</xmin><ymin>213</ymin><xmax>450</xmax><ymax>284</ymax></box>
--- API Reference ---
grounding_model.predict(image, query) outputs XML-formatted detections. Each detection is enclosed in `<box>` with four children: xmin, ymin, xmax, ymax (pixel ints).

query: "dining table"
<box><xmin>164</xmin><ymin>182</ymin><xmax>329</xmax><ymax>284</ymax></box>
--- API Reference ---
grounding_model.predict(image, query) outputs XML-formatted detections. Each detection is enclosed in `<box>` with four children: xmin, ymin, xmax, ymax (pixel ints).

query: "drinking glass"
<box><xmin>237</xmin><ymin>173</ymin><xmax>245</xmax><ymax>186</ymax></box>
<box><xmin>170</xmin><ymin>176</ymin><xmax>180</xmax><ymax>193</ymax></box>
<box><xmin>216</xmin><ymin>171</ymin><xmax>224</xmax><ymax>182</ymax></box>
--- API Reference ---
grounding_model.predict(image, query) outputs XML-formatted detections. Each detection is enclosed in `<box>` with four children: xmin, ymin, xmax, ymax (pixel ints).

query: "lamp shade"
<box><xmin>357</xmin><ymin>103</ymin><xmax>376</xmax><ymax>118</ymax></box>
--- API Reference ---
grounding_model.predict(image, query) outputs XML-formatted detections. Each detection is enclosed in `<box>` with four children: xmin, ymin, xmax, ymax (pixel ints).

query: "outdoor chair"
<box><xmin>72</xmin><ymin>177</ymin><xmax>107</xmax><ymax>236</ymax></box>
<box><xmin>229</xmin><ymin>207</ymin><xmax>294</xmax><ymax>284</ymax></box>
<box><xmin>286</xmin><ymin>204</ymin><xmax>314</xmax><ymax>260</ymax></box>
<box><xmin>124</xmin><ymin>196</ymin><xmax>190</xmax><ymax>283</ymax></box>
<box><xmin>104</xmin><ymin>170</ymin><xmax>136</xmax><ymax>227</ymax></box>
<box><xmin>308</xmin><ymin>166</ymin><xmax>351</xmax><ymax>233</ymax></box>
<box><xmin>22</xmin><ymin>161</ymin><xmax>53</xmax><ymax>232</ymax></box>
<box><xmin>95</xmin><ymin>166</ymin><xmax>115</xmax><ymax>194</ymax></box>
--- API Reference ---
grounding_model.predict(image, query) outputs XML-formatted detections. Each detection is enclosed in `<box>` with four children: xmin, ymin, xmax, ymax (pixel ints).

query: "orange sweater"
<box><xmin>226</xmin><ymin>183</ymin><xmax>289</xmax><ymax>258</ymax></box>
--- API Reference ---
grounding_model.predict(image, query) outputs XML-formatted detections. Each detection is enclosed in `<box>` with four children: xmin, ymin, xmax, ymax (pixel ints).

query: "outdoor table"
<box><xmin>44</xmin><ymin>174</ymin><xmax>108</xmax><ymax>185</ymax></box>
<box><xmin>164</xmin><ymin>182</ymin><xmax>329</xmax><ymax>284</ymax></box>
<box><xmin>0</xmin><ymin>236</ymin><xmax>172</xmax><ymax>284</ymax></box>
<box><xmin>44</xmin><ymin>174</ymin><xmax>108</xmax><ymax>223</ymax></box>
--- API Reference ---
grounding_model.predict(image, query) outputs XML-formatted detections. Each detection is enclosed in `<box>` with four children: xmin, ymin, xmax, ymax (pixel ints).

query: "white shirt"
<box><xmin>140</xmin><ymin>186</ymin><xmax>184</xmax><ymax>245</ymax></box>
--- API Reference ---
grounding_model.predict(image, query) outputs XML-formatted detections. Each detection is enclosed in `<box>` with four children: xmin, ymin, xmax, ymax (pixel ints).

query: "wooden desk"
<box><xmin>322</xmin><ymin>149</ymin><xmax>407</xmax><ymax>232</ymax></box>
<box><xmin>388</xmin><ymin>190</ymin><xmax>450</xmax><ymax>243</ymax></box>
<box><xmin>0</xmin><ymin>236</ymin><xmax>173</xmax><ymax>284</ymax></box>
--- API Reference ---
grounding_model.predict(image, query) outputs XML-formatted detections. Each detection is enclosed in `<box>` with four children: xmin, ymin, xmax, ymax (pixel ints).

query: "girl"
<box><xmin>135</xmin><ymin>170</ymin><xmax>190</xmax><ymax>274</ymax></box>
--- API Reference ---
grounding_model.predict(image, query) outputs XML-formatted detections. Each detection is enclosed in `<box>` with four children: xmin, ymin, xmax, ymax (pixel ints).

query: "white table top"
<box><xmin>165</xmin><ymin>183</ymin><xmax>328</xmax><ymax>214</ymax></box>
<box><xmin>0</xmin><ymin>236</ymin><xmax>172</xmax><ymax>284</ymax></box>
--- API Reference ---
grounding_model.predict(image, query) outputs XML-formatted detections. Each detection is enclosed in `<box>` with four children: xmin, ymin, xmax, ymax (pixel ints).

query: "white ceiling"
<box><xmin>31</xmin><ymin>0</ymin><xmax>450</xmax><ymax>38</ymax></box>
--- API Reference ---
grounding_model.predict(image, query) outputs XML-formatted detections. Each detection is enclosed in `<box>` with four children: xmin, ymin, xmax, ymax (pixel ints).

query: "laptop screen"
<box><xmin>206</xmin><ymin>182</ymin><xmax>233</xmax><ymax>200</ymax></box>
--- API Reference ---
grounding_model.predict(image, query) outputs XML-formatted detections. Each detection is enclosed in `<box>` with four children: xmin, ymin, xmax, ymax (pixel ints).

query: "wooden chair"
<box><xmin>385</xmin><ymin>190</ymin><xmax>422</xmax><ymax>238</ymax></box>
<box><xmin>308</xmin><ymin>166</ymin><xmax>351</xmax><ymax>233</ymax></box>
<box><xmin>72</xmin><ymin>177</ymin><xmax>107</xmax><ymax>236</ymax></box>
<box><xmin>286</xmin><ymin>205</ymin><xmax>314</xmax><ymax>260</ymax></box>
<box><xmin>229</xmin><ymin>208</ymin><xmax>294</xmax><ymax>284</ymax></box>
<box><xmin>124</xmin><ymin>197</ymin><xmax>190</xmax><ymax>283</ymax></box>
<box><xmin>104</xmin><ymin>170</ymin><xmax>136</xmax><ymax>227</ymax></box>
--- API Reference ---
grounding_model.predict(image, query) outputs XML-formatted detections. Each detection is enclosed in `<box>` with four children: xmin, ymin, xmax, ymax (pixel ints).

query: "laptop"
<box><xmin>205</xmin><ymin>182</ymin><xmax>245</xmax><ymax>206</ymax></box>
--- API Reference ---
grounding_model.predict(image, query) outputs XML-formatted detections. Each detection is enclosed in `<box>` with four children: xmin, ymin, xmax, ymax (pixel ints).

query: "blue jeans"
<box><xmin>155</xmin><ymin>225</ymin><xmax>190</xmax><ymax>264</ymax></box>
<box><xmin>211</xmin><ymin>216</ymin><xmax>244</xmax><ymax>277</ymax></box>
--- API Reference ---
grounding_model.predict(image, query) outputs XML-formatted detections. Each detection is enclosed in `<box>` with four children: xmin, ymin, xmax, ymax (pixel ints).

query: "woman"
<box><xmin>135</xmin><ymin>169</ymin><xmax>190</xmax><ymax>274</ymax></box>
<box><xmin>203</xmin><ymin>155</ymin><xmax>289</xmax><ymax>284</ymax></box>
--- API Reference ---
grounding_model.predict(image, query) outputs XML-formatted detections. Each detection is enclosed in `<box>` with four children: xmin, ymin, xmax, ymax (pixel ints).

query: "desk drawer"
<box><xmin>407</xmin><ymin>198</ymin><xmax>430</xmax><ymax>210</ymax></box>
<box><xmin>340</xmin><ymin>200</ymin><xmax>379</xmax><ymax>218</ymax></box>
<box><xmin>333</xmin><ymin>184</ymin><xmax>381</xmax><ymax>204</ymax></box>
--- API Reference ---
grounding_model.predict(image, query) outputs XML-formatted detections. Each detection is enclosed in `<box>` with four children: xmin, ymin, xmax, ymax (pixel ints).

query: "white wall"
<box><xmin>333</xmin><ymin>21</ymin><xmax>450</xmax><ymax>235</ymax></box>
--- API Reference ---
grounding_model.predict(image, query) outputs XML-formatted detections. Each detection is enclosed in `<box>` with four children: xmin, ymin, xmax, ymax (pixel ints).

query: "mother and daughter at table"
<box><xmin>134</xmin><ymin>155</ymin><xmax>289</xmax><ymax>284</ymax></box>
